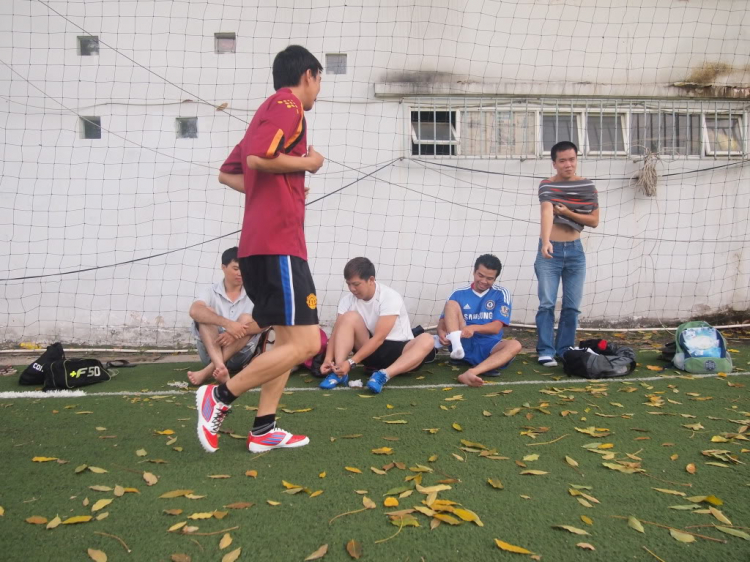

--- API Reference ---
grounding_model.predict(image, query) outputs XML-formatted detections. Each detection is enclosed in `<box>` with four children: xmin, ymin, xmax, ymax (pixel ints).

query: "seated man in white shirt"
<box><xmin>188</xmin><ymin>247</ymin><xmax>263</xmax><ymax>385</ymax></box>
<box><xmin>319</xmin><ymin>257</ymin><xmax>435</xmax><ymax>394</ymax></box>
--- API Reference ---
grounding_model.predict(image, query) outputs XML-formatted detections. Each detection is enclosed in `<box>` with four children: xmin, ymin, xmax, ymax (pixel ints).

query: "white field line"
<box><xmin>1</xmin><ymin>371</ymin><xmax>748</xmax><ymax>400</ymax></box>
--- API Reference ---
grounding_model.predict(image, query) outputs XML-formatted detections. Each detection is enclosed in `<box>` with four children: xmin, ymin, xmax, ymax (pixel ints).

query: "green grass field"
<box><xmin>1</xmin><ymin>347</ymin><xmax>749</xmax><ymax>562</ymax></box>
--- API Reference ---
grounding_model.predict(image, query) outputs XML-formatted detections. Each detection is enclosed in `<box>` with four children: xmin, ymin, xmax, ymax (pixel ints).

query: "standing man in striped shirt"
<box><xmin>195</xmin><ymin>45</ymin><xmax>324</xmax><ymax>454</ymax></box>
<box><xmin>535</xmin><ymin>141</ymin><xmax>599</xmax><ymax>367</ymax></box>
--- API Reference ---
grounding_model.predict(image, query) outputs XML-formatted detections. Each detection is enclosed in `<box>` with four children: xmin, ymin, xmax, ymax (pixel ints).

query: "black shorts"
<box><xmin>238</xmin><ymin>255</ymin><xmax>318</xmax><ymax>328</ymax></box>
<box><xmin>362</xmin><ymin>339</ymin><xmax>437</xmax><ymax>372</ymax></box>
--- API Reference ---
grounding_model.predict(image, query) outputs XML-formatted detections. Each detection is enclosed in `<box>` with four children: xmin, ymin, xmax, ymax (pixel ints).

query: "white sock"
<box><xmin>380</xmin><ymin>369</ymin><xmax>389</xmax><ymax>379</ymax></box>
<box><xmin>447</xmin><ymin>331</ymin><xmax>465</xmax><ymax>360</ymax></box>
<box><xmin>433</xmin><ymin>335</ymin><xmax>443</xmax><ymax>349</ymax></box>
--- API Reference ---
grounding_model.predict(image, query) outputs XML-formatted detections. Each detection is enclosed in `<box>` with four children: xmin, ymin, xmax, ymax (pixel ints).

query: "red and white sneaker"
<box><xmin>196</xmin><ymin>385</ymin><xmax>232</xmax><ymax>453</ymax></box>
<box><xmin>247</xmin><ymin>427</ymin><xmax>310</xmax><ymax>453</ymax></box>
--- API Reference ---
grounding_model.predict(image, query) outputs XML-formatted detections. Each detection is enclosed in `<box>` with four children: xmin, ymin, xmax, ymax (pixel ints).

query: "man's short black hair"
<box><xmin>551</xmin><ymin>141</ymin><xmax>578</xmax><ymax>161</ymax></box>
<box><xmin>221</xmin><ymin>246</ymin><xmax>239</xmax><ymax>266</ymax></box>
<box><xmin>273</xmin><ymin>45</ymin><xmax>323</xmax><ymax>91</ymax></box>
<box><xmin>344</xmin><ymin>257</ymin><xmax>376</xmax><ymax>281</ymax></box>
<box><xmin>474</xmin><ymin>254</ymin><xmax>502</xmax><ymax>277</ymax></box>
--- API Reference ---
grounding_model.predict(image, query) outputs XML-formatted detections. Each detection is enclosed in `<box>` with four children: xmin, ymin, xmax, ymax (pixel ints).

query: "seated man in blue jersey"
<box><xmin>436</xmin><ymin>254</ymin><xmax>522</xmax><ymax>387</ymax></box>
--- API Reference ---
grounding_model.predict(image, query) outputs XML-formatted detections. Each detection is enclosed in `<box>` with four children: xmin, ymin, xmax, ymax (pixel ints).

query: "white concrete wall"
<box><xmin>0</xmin><ymin>0</ymin><xmax>748</xmax><ymax>346</ymax></box>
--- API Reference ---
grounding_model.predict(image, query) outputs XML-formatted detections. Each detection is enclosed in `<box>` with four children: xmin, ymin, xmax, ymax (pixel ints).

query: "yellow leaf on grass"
<box><xmin>434</xmin><ymin>513</ymin><xmax>461</xmax><ymax>525</ymax></box>
<box><xmin>91</xmin><ymin>499</ymin><xmax>112</xmax><ymax>512</ymax></box>
<box><xmin>87</xmin><ymin>548</ymin><xmax>107</xmax><ymax>562</ymax></box>
<box><xmin>494</xmin><ymin>539</ymin><xmax>532</xmax><ymax>554</ymax></box>
<box><xmin>416</xmin><ymin>484</ymin><xmax>452</xmax><ymax>494</ymax></box>
<box><xmin>123</xmin><ymin>487</ymin><xmax>139</xmax><ymax>495</ymax></box>
<box><xmin>266</xmin><ymin>500</ymin><xmax>281</xmax><ymax>506</ymax></box>
<box><xmin>163</xmin><ymin>509</ymin><xmax>183</xmax><ymax>515</ymax></box>
<box><xmin>224</xmin><ymin>502</ymin><xmax>253</xmax><ymax>509</ymax></box>
<box><xmin>523</xmin><ymin>454</ymin><xmax>539</xmax><ymax>462</ymax></box>
<box><xmin>222</xmin><ymin>547</ymin><xmax>242</xmax><ymax>562</ymax></box>
<box><xmin>88</xmin><ymin>467</ymin><xmax>108</xmax><ymax>474</ymax></box>
<box><xmin>687</xmin><ymin>495</ymin><xmax>723</xmax><ymax>506</ymax></box>
<box><xmin>345</xmin><ymin>467</ymin><xmax>362</xmax><ymax>474</ymax></box>
<box><xmin>384</xmin><ymin>420</ymin><xmax>407</xmax><ymax>424</ymax></box>
<box><xmin>423</xmin><ymin>428</ymin><xmax>440</xmax><ymax>434</ymax></box>
<box><xmin>669</xmin><ymin>529</ymin><xmax>695</xmax><ymax>543</ymax></box>
<box><xmin>451</xmin><ymin>423</ymin><xmax>463</xmax><ymax>432</ymax></box>
<box><xmin>362</xmin><ymin>497</ymin><xmax>376</xmax><ymax>509</ymax></box>
<box><xmin>62</xmin><ymin>515</ymin><xmax>92</xmax><ymax>525</ymax></box>
<box><xmin>709</xmin><ymin>506</ymin><xmax>732</xmax><ymax>525</ymax></box>
<box><xmin>208</xmin><ymin>474</ymin><xmax>231</xmax><ymax>479</ymax></box>
<box><xmin>136</xmin><ymin>449</ymin><xmax>147</xmax><ymax>457</ymax></box>
<box><xmin>553</xmin><ymin>525</ymin><xmax>590</xmax><ymax>535</ymax></box>
<box><xmin>371</xmin><ymin>447</ymin><xmax>393</xmax><ymax>455</ymax></box>
<box><xmin>89</xmin><ymin>486</ymin><xmax>112</xmax><ymax>492</ymax></box>
<box><xmin>453</xmin><ymin>508</ymin><xmax>483</xmax><ymax>526</ymax></box>
<box><xmin>245</xmin><ymin>470</ymin><xmax>258</xmax><ymax>478</ymax></box>
<box><xmin>310</xmin><ymin>490</ymin><xmax>324</xmax><ymax>498</ymax></box>
<box><xmin>187</xmin><ymin>512</ymin><xmax>214</xmax><ymax>520</ymax></box>
<box><xmin>160</xmin><ymin>490</ymin><xmax>193</xmax><ymax>499</ymax></box>
<box><xmin>520</xmin><ymin>470</ymin><xmax>548</xmax><ymax>476</ymax></box>
<box><xmin>628</xmin><ymin>516</ymin><xmax>645</xmax><ymax>533</ymax></box>
<box><xmin>318</xmin><ymin>472</ymin><xmax>326</xmax><ymax>478</ymax></box>
<box><xmin>653</xmin><ymin>488</ymin><xmax>686</xmax><ymax>497</ymax></box>
<box><xmin>646</xmin><ymin>365</ymin><xmax>664</xmax><ymax>371</ymax></box>
<box><xmin>143</xmin><ymin>472</ymin><xmax>159</xmax><ymax>486</ymax></box>
<box><xmin>577</xmin><ymin>543</ymin><xmax>596</xmax><ymax>551</ymax></box>
<box><xmin>32</xmin><ymin>456</ymin><xmax>58</xmax><ymax>462</ymax></box>
<box><xmin>219</xmin><ymin>533</ymin><xmax>232</xmax><ymax>550</ymax></box>
<box><xmin>716</xmin><ymin>526</ymin><xmax>750</xmax><ymax>540</ymax></box>
<box><xmin>113</xmin><ymin>486</ymin><xmax>125</xmax><ymax>497</ymax></box>
<box><xmin>345</xmin><ymin>539</ymin><xmax>363</xmax><ymax>560</ymax></box>
<box><xmin>45</xmin><ymin>515</ymin><xmax>61</xmax><ymax>529</ymax></box>
<box><xmin>581</xmin><ymin>515</ymin><xmax>593</xmax><ymax>525</ymax></box>
<box><xmin>487</xmin><ymin>479</ymin><xmax>504</xmax><ymax>489</ymax></box>
<box><xmin>565</xmin><ymin>456</ymin><xmax>579</xmax><ymax>467</ymax></box>
<box><xmin>304</xmin><ymin>544</ymin><xmax>328</xmax><ymax>561</ymax></box>
<box><xmin>26</xmin><ymin>516</ymin><xmax>48</xmax><ymax>525</ymax></box>
<box><xmin>155</xmin><ymin>430</ymin><xmax>175</xmax><ymax>435</ymax></box>
<box><xmin>384</xmin><ymin>497</ymin><xmax>399</xmax><ymax>507</ymax></box>
<box><xmin>370</xmin><ymin>467</ymin><xmax>386</xmax><ymax>475</ymax></box>
<box><xmin>168</xmin><ymin>521</ymin><xmax>187</xmax><ymax>532</ymax></box>
<box><xmin>483</xmin><ymin>410</ymin><xmax>492</xmax><ymax>417</ymax></box>
<box><xmin>282</xmin><ymin>480</ymin><xmax>302</xmax><ymax>490</ymax></box>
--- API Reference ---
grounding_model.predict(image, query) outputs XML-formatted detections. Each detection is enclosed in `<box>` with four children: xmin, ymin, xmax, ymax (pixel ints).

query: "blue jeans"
<box><xmin>534</xmin><ymin>239</ymin><xmax>586</xmax><ymax>358</ymax></box>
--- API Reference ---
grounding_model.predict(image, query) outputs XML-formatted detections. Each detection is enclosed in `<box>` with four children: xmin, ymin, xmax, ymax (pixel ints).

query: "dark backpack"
<box><xmin>19</xmin><ymin>342</ymin><xmax>65</xmax><ymax>386</ymax></box>
<box><xmin>562</xmin><ymin>339</ymin><xmax>636</xmax><ymax>379</ymax></box>
<box><xmin>43</xmin><ymin>358</ymin><xmax>112</xmax><ymax>391</ymax></box>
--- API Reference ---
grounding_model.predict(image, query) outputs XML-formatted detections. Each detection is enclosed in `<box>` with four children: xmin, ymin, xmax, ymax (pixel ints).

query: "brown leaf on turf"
<box><xmin>163</xmin><ymin>509</ymin><xmax>183</xmax><ymax>516</ymax></box>
<box><xmin>26</xmin><ymin>516</ymin><xmax>48</xmax><ymax>525</ymax></box>
<box><xmin>208</xmin><ymin>474</ymin><xmax>231</xmax><ymax>479</ymax></box>
<box><xmin>143</xmin><ymin>472</ymin><xmax>159</xmax><ymax>486</ymax></box>
<box><xmin>219</xmin><ymin>533</ymin><xmax>232</xmax><ymax>550</ymax></box>
<box><xmin>224</xmin><ymin>502</ymin><xmax>253</xmax><ymax>509</ymax></box>
<box><xmin>213</xmin><ymin>511</ymin><xmax>229</xmax><ymax>520</ymax></box>
<box><xmin>91</xmin><ymin>499</ymin><xmax>112</xmax><ymax>512</ymax></box>
<box><xmin>245</xmin><ymin>470</ymin><xmax>257</xmax><ymax>478</ymax></box>
<box><xmin>62</xmin><ymin>515</ymin><xmax>92</xmax><ymax>525</ymax></box>
<box><xmin>346</xmin><ymin>539</ymin><xmax>363</xmax><ymax>559</ymax></box>
<box><xmin>114</xmin><ymin>485</ymin><xmax>125</xmax><ymax>497</ymax></box>
<box><xmin>304</xmin><ymin>544</ymin><xmax>328</xmax><ymax>561</ymax></box>
<box><xmin>494</xmin><ymin>539</ymin><xmax>532</xmax><ymax>554</ymax></box>
<box><xmin>577</xmin><ymin>543</ymin><xmax>595</xmax><ymax>551</ymax></box>
<box><xmin>46</xmin><ymin>516</ymin><xmax>61</xmax><ymax>530</ymax></box>
<box><xmin>222</xmin><ymin>548</ymin><xmax>242</xmax><ymax>562</ymax></box>
<box><xmin>686</xmin><ymin>463</ymin><xmax>696</xmax><ymax>474</ymax></box>
<box><xmin>170</xmin><ymin>555</ymin><xmax>191</xmax><ymax>562</ymax></box>
<box><xmin>87</xmin><ymin>548</ymin><xmax>107</xmax><ymax>562</ymax></box>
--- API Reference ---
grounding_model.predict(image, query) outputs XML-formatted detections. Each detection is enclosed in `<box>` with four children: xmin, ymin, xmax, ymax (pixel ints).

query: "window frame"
<box><xmin>214</xmin><ymin>32</ymin><xmax>236</xmax><ymax>54</ymax></box>
<box><xmin>409</xmin><ymin>109</ymin><xmax>460</xmax><ymax>157</ymax></box>
<box><xmin>585</xmin><ymin>111</ymin><xmax>629</xmax><ymax>156</ymax></box>
<box><xmin>175</xmin><ymin>117</ymin><xmax>198</xmax><ymax>139</ymax></box>
<box><xmin>539</xmin><ymin>110</ymin><xmax>584</xmax><ymax>157</ymax></box>
<box><xmin>77</xmin><ymin>36</ymin><xmax>99</xmax><ymax>57</ymax></box>
<box><xmin>702</xmin><ymin>113</ymin><xmax>745</xmax><ymax>157</ymax></box>
<box><xmin>80</xmin><ymin>116</ymin><xmax>102</xmax><ymax>140</ymax></box>
<box><xmin>325</xmin><ymin>53</ymin><xmax>347</xmax><ymax>75</ymax></box>
<box><xmin>460</xmin><ymin>108</ymin><xmax>539</xmax><ymax>159</ymax></box>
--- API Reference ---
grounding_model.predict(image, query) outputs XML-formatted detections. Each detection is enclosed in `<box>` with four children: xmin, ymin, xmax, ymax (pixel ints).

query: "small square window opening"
<box><xmin>326</xmin><ymin>54</ymin><xmax>347</xmax><ymax>75</ymax></box>
<box><xmin>215</xmin><ymin>33</ymin><xmax>236</xmax><ymax>54</ymax></box>
<box><xmin>80</xmin><ymin>116</ymin><xmax>102</xmax><ymax>139</ymax></box>
<box><xmin>176</xmin><ymin>118</ymin><xmax>198</xmax><ymax>139</ymax></box>
<box><xmin>78</xmin><ymin>36</ymin><xmax>99</xmax><ymax>56</ymax></box>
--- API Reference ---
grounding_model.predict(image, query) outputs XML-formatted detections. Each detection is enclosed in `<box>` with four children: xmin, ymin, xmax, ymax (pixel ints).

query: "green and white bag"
<box><xmin>672</xmin><ymin>321</ymin><xmax>732</xmax><ymax>374</ymax></box>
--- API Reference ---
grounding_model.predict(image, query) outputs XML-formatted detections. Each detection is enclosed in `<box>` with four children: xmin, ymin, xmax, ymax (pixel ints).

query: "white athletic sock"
<box><xmin>448</xmin><ymin>331</ymin><xmax>465</xmax><ymax>360</ymax></box>
<box><xmin>380</xmin><ymin>369</ymin><xmax>389</xmax><ymax>379</ymax></box>
<box><xmin>433</xmin><ymin>335</ymin><xmax>444</xmax><ymax>349</ymax></box>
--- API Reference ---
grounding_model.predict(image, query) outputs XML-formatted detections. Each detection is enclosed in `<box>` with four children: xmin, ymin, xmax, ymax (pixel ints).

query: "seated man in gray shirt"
<box><xmin>188</xmin><ymin>247</ymin><xmax>263</xmax><ymax>385</ymax></box>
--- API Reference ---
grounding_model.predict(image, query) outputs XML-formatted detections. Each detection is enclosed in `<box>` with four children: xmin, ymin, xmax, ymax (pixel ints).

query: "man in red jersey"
<box><xmin>196</xmin><ymin>45</ymin><xmax>324</xmax><ymax>454</ymax></box>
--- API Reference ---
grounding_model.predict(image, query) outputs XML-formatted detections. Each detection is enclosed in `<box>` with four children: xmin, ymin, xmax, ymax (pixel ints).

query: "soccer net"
<box><xmin>1</xmin><ymin>0</ymin><xmax>749</xmax><ymax>348</ymax></box>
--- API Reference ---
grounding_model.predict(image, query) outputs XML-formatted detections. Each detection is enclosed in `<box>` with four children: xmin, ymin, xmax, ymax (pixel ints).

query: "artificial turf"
<box><xmin>1</xmin><ymin>348</ymin><xmax>748</xmax><ymax>562</ymax></box>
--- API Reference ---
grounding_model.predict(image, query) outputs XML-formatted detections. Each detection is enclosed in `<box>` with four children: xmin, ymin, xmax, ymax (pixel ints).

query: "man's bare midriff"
<box><xmin>550</xmin><ymin>222</ymin><xmax>581</xmax><ymax>242</ymax></box>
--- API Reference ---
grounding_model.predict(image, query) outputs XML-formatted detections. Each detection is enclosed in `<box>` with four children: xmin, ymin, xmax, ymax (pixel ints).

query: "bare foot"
<box><xmin>458</xmin><ymin>371</ymin><xmax>484</xmax><ymax>387</ymax></box>
<box><xmin>187</xmin><ymin>364</ymin><xmax>214</xmax><ymax>386</ymax></box>
<box><xmin>213</xmin><ymin>364</ymin><xmax>230</xmax><ymax>384</ymax></box>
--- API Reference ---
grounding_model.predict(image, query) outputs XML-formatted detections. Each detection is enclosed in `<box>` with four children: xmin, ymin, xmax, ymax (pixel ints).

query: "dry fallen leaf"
<box><xmin>88</xmin><ymin>467</ymin><xmax>108</xmax><ymax>474</ymax></box>
<box><xmin>187</xmin><ymin>512</ymin><xmax>214</xmax><ymax>520</ymax></box>
<box><xmin>577</xmin><ymin>543</ymin><xmax>596</xmax><ymax>551</ymax></box>
<box><xmin>487</xmin><ymin>479</ymin><xmax>504</xmax><ymax>489</ymax></box>
<box><xmin>219</xmin><ymin>533</ymin><xmax>232</xmax><ymax>550</ymax></box>
<box><xmin>87</xmin><ymin>548</ymin><xmax>107</xmax><ymax>562</ymax></box>
<box><xmin>245</xmin><ymin>470</ymin><xmax>258</xmax><ymax>478</ymax></box>
<box><xmin>494</xmin><ymin>539</ymin><xmax>532</xmax><ymax>554</ymax></box>
<box><xmin>669</xmin><ymin>529</ymin><xmax>695</xmax><ymax>543</ymax></box>
<box><xmin>686</xmin><ymin>463</ymin><xmax>697</xmax><ymax>474</ymax></box>
<box><xmin>168</xmin><ymin>521</ymin><xmax>187</xmax><ymax>532</ymax></box>
<box><xmin>91</xmin><ymin>499</ymin><xmax>112</xmax><ymax>512</ymax></box>
<box><xmin>62</xmin><ymin>515</ymin><xmax>92</xmax><ymax>525</ymax></box>
<box><xmin>32</xmin><ymin>456</ymin><xmax>58</xmax><ymax>462</ymax></box>
<box><xmin>136</xmin><ymin>449</ymin><xmax>147</xmax><ymax>457</ymax></box>
<box><xmin>383</xmin><ymin>497</ymin><xmax>399</xmax><ymax>507</ymax></box>
<box><xmin>222</xmin><ymin>547</ymin><xmax>242</xmax><ymax>562</ymax></box>
<box><xmin>143</xmin><ymin>472</ymin><xmax>159</xmax><ymax>486</ymax></box>
<box><xmin>114</xmin><ymin>486</ymin><xmax>125</xmax><ymax>497</ymax></box>
<box><xmin>46</xmin><ymin>516</ymin><xmax>61</xmax><ymax>530</ymax></box>
<box><xmin>345</xmin><ymin>467</ymin><xmax>362</xmax><ymax>474</ymax></box>
<box><xmin>371</xmin><ymin>447</ymin><xmax>393</xmax><ymax>455</ymax></box>
<box><xmin>553</xmin><ymin>525</ymin><xmax>590</xmax><ymax>535</ymax></box>
<box><xmin>346</xmin><ymin>539</ymin><xmax>362</xmax><ymax>559</ymax></box>
<box><xmin>627</xmin><ymin>516</ymin><xmax>645</xmax><ymax>533</ymax></box>
<box><xmin>267</xmin><ymin>500</ymin><xmax>281</xmax><ymax>506</ymax></box>
<box><xmin>304</xmin><ymin>544</ymin><xmax>328</xmax><ymax>561</ymax></box>
<box><xmin>452</xmin><ymin>423</ymin><xmax>463</xmax><ymax>432</ymax></box>
<box><xmin>26</xmin><ymin>516</ymin><xmax>48</xmax><ymax>525</ymax></box>
<box><xmin>170</xmin><ymin>555</ymin><xmax>191</xmax><ymax>562</ymax></box>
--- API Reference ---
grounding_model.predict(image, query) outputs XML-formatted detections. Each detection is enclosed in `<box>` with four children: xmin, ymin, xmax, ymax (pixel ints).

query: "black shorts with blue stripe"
<box><xmin>238</xmin><ymin>255</ymin><xmax>318</xmax><ymax>328</ymax></box>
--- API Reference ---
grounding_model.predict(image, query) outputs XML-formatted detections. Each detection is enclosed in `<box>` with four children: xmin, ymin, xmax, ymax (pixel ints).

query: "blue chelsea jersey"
<box><xmin>444</xmin><ymin>284</ymin><xmax>512</xmax><ymax>334</ymax></box>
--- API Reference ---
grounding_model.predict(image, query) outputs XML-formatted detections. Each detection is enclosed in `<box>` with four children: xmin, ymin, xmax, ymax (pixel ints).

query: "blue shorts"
<box><xmin>461</xmin><ymin>336</ymin><xmax>507</xmax><ymax>367</ymax></box>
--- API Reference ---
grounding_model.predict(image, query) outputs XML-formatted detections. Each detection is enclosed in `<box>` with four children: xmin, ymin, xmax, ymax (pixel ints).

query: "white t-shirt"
<box><xmin>191</xmin><ymin>281</ymin><xmax>257</xmax><ymax>345</ymax></box>
<box><xmin>337</xmin><ymin>282</ymin><xmax>414</xmax><ymax>342</ymax></box>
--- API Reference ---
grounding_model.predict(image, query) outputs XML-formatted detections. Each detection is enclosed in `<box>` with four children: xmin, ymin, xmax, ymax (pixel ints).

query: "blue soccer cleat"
<box><xmin>366</xmin><ymin>370</ymin><xmax>388</xmax><ymax>394</ymax></box>
<box><xmin>319</xmin><ymin>374</ymin><xmax>348</xmax><ymax>390</ymax></box>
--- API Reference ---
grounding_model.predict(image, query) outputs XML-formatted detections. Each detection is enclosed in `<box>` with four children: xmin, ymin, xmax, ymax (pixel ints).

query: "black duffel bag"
<box><xmin>44</xmin><ymin>358</ymin><xmax>112</xmax><ymax>391</ymax></box>
<box><xmin>19</xmin><ymin>342</ymin><xmax>65</xmax><ymax>386</ymax></box>
<box><xmin>562</xmin><ymin>339</ymin><xmax>636</xmax><ymax>380</ymax></box>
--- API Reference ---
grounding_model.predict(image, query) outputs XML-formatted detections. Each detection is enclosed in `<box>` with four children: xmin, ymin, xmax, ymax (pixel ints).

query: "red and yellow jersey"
<box><xmin>221</xmin><ymin>88</ymin><xmax>308</xmax><ymax>259</ymax></box>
